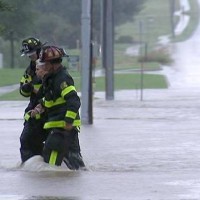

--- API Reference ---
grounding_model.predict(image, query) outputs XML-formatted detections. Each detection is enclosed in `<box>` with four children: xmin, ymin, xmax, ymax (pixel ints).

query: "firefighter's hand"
<box><xmin>21</xmin><ymin>82</ymin><xmax>34</xmax><ymax>93</ymax></box>
<box><xmin>30</xmin><ymin>104</ymin><xmax>44</xmax><ymax>118</ymax></box>
<box><xmin>33</xmin><ymin>88</ymin><xmax>39</xmax><ymax>94</ymax></box>
<box><xmin>65</xmin><ymin>123</ymin><xmax>73</xmax><ymax>131</ymax></box>
<box><xmin>30</xmin><ymin>109</ymin><xmax>39</xmax><ymax>118</ymax></box>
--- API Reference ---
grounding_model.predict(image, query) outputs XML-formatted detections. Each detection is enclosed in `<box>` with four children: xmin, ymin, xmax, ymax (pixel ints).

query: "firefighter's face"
<box><xmin>36</xmin><ymin>61</ymin><xmax>48</xmax><ymax>79</ymax></box>
<box><xmin>27</xmin><ymin>51</ymin><xmax>37</xmax><ymax>61</ymax></box>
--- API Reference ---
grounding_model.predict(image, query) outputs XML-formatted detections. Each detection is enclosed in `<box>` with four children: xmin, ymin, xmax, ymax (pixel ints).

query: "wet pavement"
<box><xmin>0</xmin><ymin>84</ymin><xmax>18</xmax><ymax>96</ymax></box>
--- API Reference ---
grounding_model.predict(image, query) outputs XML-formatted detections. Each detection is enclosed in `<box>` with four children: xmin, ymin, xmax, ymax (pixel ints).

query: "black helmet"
<box><xmin>20</xmin><ymin>37</ymin><xmax>42</xmax><ymax>56</ymax></box>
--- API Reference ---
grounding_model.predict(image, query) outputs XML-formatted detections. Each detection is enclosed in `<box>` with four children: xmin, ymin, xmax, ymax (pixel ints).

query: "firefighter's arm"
<box><xmin>61</xmin><ymin>83</ymin><xmax>81</xmax><ymax>130</ymax></box>
<box><xmin>30</xmin><ymin>103</ymin><xmax>45</xmax><ymax>118</ymax></box>
<box><xmin>19</xmin><ymin>74</ymin><xmax>33</xmax><ymax>97</ymax></box>
<box><xmin>65</xmin><ymin>123</ymin><xmax>73</xmax><ymax>131</ymax></box>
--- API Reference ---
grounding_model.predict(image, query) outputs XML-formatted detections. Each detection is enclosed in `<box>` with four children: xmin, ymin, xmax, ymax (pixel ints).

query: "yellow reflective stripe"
<box><xmin>20</xmin><ymin>75</ymin><xmax>32</xmax><ymax>83</ymax></box>
<box><xmin>24</xmin><ymin>113</ymin><xmax>30</xmax><ymax>121</ymax></box>
<box><xmin>61</xmin><ymin>86</ymin><xmax>76</xmax><ymax>98</ymax></box>
<box><xmin>44</xmin><ymin>121</ymin><xmax>66</xmax><ymax>129</ymax></box>
<box><xmin>44</xmin><ymin>97</ymin><xmax>66</xmax><ymax>108</ymax></box>
<box><xmin>49</xmin><ymin>150</ymin><xmax>58</xmax><ymax>165</ymax></box>
<box><xmin>24</xmin><ymin>112</ymin><xmax>40</xmax><ymax>121</ymax></box>
<box><xmin>21</xmin><ymin>89</ymin><xmax>31</xmax><ymax>97</ymax></box>
<box><xmin>34</xmin><ymin>84</ymin><xmax>42</xmax><ymax>90</ymax></box>
<box><xmin>76</xmin><ymin>126</ymin><xmax>80</xmax><ymax>132</ymax></box>
<box><xmin>73</xmin><ymin>119</ymin><xmax>81</xmax><ymax>126</ymax></box>
<box><xmin>20</xmin><ymin>77</ymin><xmax>26</xmax><ymax>82</ymax></box>
<box><xmin>44</xmin><ymin>120</ymin><xmax>81</xmax><ymax>129</ymax></box>
<box><xmin>66</xmin><ymin>111</ymin><xmax>77</xmax><ymax>119</ymax></box>
<box><xmin>35</xmin><ymin>113</ymin><xmax>41</xmax><ymax>119</ymax></box>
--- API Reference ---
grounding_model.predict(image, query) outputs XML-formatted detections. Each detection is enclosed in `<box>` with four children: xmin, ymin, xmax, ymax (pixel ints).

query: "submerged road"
<box><xmin>1</xmin><ymin>0</ymin><xmax>200</xmax><ymax>199</ymax></box>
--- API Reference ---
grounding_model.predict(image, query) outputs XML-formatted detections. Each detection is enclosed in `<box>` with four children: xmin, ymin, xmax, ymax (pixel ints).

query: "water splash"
<box><xmin>0</xmin><ymin>156</ymin><xmax>72</xmax><ymax>173</ymax></box>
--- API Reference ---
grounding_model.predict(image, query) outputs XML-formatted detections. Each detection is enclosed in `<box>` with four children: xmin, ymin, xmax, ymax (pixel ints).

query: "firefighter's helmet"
<box><xmin>20</xmin><ymin>37</ymin><xmax>42</xmax><ymax>56</ymax></box>
<box><xmin>39</xmin><ymin>46</ymin><xmax>67</xmax><ymax>63</ymax></box>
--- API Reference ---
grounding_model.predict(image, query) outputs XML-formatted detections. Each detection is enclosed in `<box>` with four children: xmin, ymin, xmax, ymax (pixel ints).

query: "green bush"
<box><xmin>116</xmin><ymin>35</ymin><xmax>134</xmax><ymax>44</ymax></box>
<box><xmin>138</xmin><ymin>48</ymin><xmax>173</xmax><ymax>65</ymax></box>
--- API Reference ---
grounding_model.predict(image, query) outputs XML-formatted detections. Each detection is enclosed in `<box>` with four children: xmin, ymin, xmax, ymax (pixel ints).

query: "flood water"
<box><xmin>2</xmin><ymin>4</ymin><xmax>200</xmax><ymax>200</ymax></box>
<box><xmin>2</xmin><ymin>86</ymin><xmax>200</xmax><ymax>200</ymax></box>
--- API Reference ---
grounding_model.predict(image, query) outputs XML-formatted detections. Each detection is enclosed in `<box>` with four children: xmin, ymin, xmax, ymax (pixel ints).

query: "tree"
<box><xmin>0</xmin><ymin>0</ymin><xmax>145</xmax><ymax>67</ymax></box>
<box><xmin>0</xmin><ymin>0</ymin><xmax>12</xmax><ymax>11</ymax></box>
<box><xmin>0</xmin><ymin>0</ymin><xmax>12</xmax><ymax>33</ymax></box>
<box><xmin>33</xmin><ymin>0</ymin><xmax>145</xmax><ymax>48</ymax></box>
<box><xmin>0</xmin><ymin>0</ymin><xmax>35</xmax><ymax>40</ymax></box>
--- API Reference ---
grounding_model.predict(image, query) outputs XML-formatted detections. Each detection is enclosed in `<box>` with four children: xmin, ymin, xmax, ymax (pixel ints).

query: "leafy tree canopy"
<box><xmin>0</xmin><ymin>0</ymin><xmax>145</xmax><ymax>47</ymax></box>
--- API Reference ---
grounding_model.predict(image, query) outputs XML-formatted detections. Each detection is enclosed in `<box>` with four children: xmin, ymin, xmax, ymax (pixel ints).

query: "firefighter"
<box><xmin>31</xmin><ymin>45</ymin><xmax>85</xmax><ymax>169</ymax></box>
<box><xmin>19</xmin><ymin>37</ymin><xmax>47</xmax><ymax>163</ymax></box>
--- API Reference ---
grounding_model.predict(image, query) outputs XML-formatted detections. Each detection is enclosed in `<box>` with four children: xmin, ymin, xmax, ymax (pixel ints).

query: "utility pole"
<box><xmin>81</xmin><ymin>0</ymin><xmax>93</xmax><ymax>124</ymax></box>
<box><xmin>139</xmin><ymin>20</ymin><xmax>144</xmax><ymax>101</ymax></box>
<box><xmin>10</xmin><ymin>30</ymin><xmax>14</xmax><ymax>68</ymax></box>
<box><xmin>102</xmin><ymin>0</ymin><xmax>114</xmax><ymax>100</ymax></box>
<box><xmin>169</xmin><ymin>0</ymin><xmax>175</xmax><ymax>38</ymax></box>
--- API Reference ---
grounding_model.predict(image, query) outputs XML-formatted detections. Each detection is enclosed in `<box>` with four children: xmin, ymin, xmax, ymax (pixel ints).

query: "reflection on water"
<box><xmin>0</xmin><ymin>196</ymin><xmax>80</xmax><ymax>200</ymax></box>
<box><xmin>23</xmin><ymin>196</ymin><xmax>79</xmax><ymax>200</ymax></box>
<box><xmin>0</xmin><ymin>196</ymin><xmax>113</xmax><ymax>200</ymax></box>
